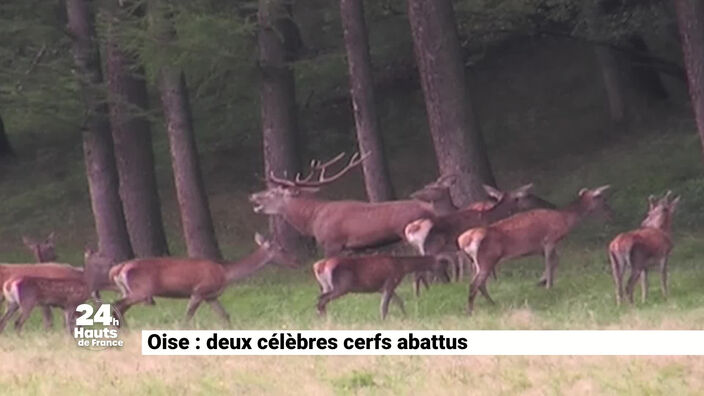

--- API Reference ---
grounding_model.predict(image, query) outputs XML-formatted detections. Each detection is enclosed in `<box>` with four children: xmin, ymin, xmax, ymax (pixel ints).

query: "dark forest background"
<box><xmin>1</xmin><ymin>0</ymin><xmax>703</xmax><ymax>264</ymax></box>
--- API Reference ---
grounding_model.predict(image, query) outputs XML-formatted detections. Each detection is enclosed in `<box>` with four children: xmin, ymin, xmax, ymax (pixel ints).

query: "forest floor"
<box><xmin>1</xmin><ymin>38</ymin><xmax>704</xmax><ymax>394</ymax></box>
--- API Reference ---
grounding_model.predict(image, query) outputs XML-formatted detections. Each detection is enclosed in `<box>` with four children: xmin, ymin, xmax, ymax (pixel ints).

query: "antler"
<box><xmin>267</xmin><ymin>152</ymin><xmax>370</xmax><ymax>188</ymax></box>
<box><xmin>294</xmin><ymin>152</ymin><xmax>370</xmax><ymax>187</ymax></box>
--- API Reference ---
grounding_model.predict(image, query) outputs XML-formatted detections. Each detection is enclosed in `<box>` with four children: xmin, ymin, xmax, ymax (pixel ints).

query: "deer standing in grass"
<box><xmin>0</xmin><ymin>257</ymin><xmax>101</xmax><ymax>335</ymax></box>
<box><xmin>108</xmin><ymin>234</ymin><xmax>295</xmax><ymax>325</ymax></box>
<box><xmin>313</xmin><ymin>254</ymin><xmax>451</xmax><ymax>319</ymax></box>
<box><xmin>0</xmin><ymin>233</ymin><xmax>83</xmax><ymax>330</ymax></box>
<box><xmin>250</xmin><ymin>153</ymin><xmax>461</xmax><ymax>256</ymax></box>
<box><xmin>457</xmin><ymin>185</ymin><xmax>612</xmax><ymax>315</ymax></box>
<box><xmin>405</xmin><ymin>183</ymin><xmax>554</xmax><ymax>293</ymax></box>
<box><xmin>609</xmin><ymin>191</ymin><xmax>679</xmax><ymax>306</ymax></box>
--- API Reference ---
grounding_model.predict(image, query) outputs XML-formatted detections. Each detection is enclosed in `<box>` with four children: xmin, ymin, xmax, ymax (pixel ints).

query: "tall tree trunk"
<box><xmin>151</xmin><ymin>2</ymin><xmax>221</xmax><ymax>260</ymax></box>
<box><xmin>105</xmin><ymin>1</ymin><xmax>169</xmax><ymax>257</ymax></box>
<box><xmin>595</xmin><ymin>46</ymin><xmax>627</xmax><ymax>123</ymax></box>
<box><xmin>406</xmin><ymin>0</ymin><xmax>495</xmax><ymax>206</ymax></box>
<box><xmin>258</xmin><ymin>0</ymin><xmax>305</xmax><ymax>253</ymax></box>
<box><xmin>584</xmin><ymin>0</ymin><xmax>627</xmax><ymax>124</ymax></box>
<box><xmin>0</xmin><ymin>114</ymin><xmax>14</xmax><ymax>158</ymax></box>
<box><xmin>339</xmin><ymin>0</ymin><xmax>395</xmax><ymax>202</ymax></box>
<box><xmin>66</xmin><ymin>0</ymin><xmax>133</xmax><ymax>264</ymax></box>
<box><xmin>673</xmin><ymin>0</ymin><xmax>704</xmax><ymax>158</ymax></box>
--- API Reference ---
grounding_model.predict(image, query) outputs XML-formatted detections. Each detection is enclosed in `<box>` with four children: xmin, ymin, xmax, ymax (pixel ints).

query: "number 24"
<box><xmin>76</xmin><ymin>304</ymin><xmax>112</xmax><ymax>326</ymax></box>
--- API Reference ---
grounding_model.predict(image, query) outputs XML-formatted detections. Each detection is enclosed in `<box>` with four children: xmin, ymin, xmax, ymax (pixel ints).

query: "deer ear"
<box><xmin>669</xmin><ymin>195</ymin><xmax>681</xmax><ymax>212</ymax></box>
<box><xmin>578</xmin><ymin>188</ymin><xmax>589</xmax><ymax>196</ymax></box>
<box><xmin>299</xmin><ymin>186</ymin><xmax>320</xmax><ymax>194</ymax></box>
<box><xmin>514</xmin><ymin>183</ymin><xmax>534</xmax><ymax>197</ymax></box>
<box><xmin>648</xmin><ymin>195</ymin><xmax>657</xmax><ymax>210</ymax></box>
<box><xmin>593</xmin><ymin>185</ymin><xmax>611</xmax><ymax>196</ymax></box>
<box><xmin>438</xmin><ymin>174</ymin><xmax>458</xmax><ymax>187</ymax></box>
<box><xmin>483</xmin><ymin>185</ymin><xmax>503</xmax><ymax>200</ymax></box>
<box><xmin>46</xmin><ymin>231</ymin><xmax>55</xmax><ymax>244</ymax></box>
<box><xmin>254</xmin><ymin>233</ymin><xmax>266</xmax><ymax>246</ymax></box>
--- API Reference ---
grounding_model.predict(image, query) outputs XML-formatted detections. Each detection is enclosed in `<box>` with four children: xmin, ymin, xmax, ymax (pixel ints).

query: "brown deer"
<box><xmin>405</xmin><ymin>183</ymin><xmax>554</xmax><ymax>293</ymax></box>
<box><xmin>250</xmin><ymin>152</ymin><xmax>459</xmax><ymax>256</ymax></box>
<box><xmin>0</xmin><ymin>264</ymin><xmax>82</xmax><ymax>330</ymax></box>
<box><xmin>313</xmin><ymin>254</ymin><xmax>451</xmax><ymax>319</ymax></box>
<box><xmin>0</xmin><ymin>256</ymin><xmax>102</xmax><ymax>335</ymax></box>
<box><xmin>457</xmin><ymin>185</ymin><xmax>612</xmax><ymax>315</ymax></box>
<box><xmin>409</xmin><ymin>174</ymin><xmax>459</xmax><ymax>215</ymax></box>
<box><xmin>22</xmin><ymin>232</ymin><xmax>57</xmax><ymax>262</ymax></box>
<box><xmin>108</xmin><ymin>233</ymin><xmax>296</xmax><ymax>325</ymax></box>
<box><xmin>609</xmin><ymin>191</ymin><xmax>680</xmax><ymax>306</ymax></box>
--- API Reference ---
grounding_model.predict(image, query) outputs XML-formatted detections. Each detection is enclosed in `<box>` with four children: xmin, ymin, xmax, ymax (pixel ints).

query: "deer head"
<box><xmin>641</xmin><ymin>191</ymin><xmax>680</xmax><ymax>230</ymax></box>
<box><xmin>22</xmin><ymin>232</ymin><xmax>57</xmax><ymax>262</ymax></box>
<box><xmin>254</xmin><ymin>233</ymin><xmax>299</xmax><ymax>268</ymax></box>
<box><xmin>410</xmin><ymin>174</ymin><xmax>457</xmax><ymax>203</ymax></box>
<box><xmin>249</xmin><ymin>152</ymin><xmax>368</xmax><ymax>215</ymax></box>
<box><xmin>576</xmin><ymin>185</ymin><xmax>613</xmax><ymax>218</ymax></box>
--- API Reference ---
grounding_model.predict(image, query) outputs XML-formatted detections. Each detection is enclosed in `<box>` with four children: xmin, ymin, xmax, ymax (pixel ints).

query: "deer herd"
<box><xmin>0</xmin><ymin>152</ymin><xmax>682</xmax><ymax>334</ymax></box>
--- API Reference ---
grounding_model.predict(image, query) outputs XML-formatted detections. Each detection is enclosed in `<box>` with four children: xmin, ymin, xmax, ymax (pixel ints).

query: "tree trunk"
<box><xmin>0</xmin><ymin>114</ymin><xmax>14</xmax><ymax>158</ymax></box>
<box><xmin>258</xmin><ymin>0</ymin><xmax>305</xmax><ymax>253</ymax></box>
<box><xmin>66</xmin><ymin>0</ymin><xmax>133</xmax><ymax>264</ymax></box>
<box><xmin>339</xmin><ymin>0</ymin><xmax>395</xmax><ymax>202</ymax></box>
<box><xmin>595</xmin><ymin>46</ymin><xmax>627</xmax><ymax>123</ymax></box>
<box><xmin>626</xmin><ymin>34</ymin><xmax>669</xmax><ymax>102</ymax></box>
<box><xmin>151</xmin><ymin>3</ymin><xmax>221</xmax><ymax>260</ymax></box>
<box><xmin>584</xmin><ymin>0</ymin><xmax>628</xmax><ymax>124</ymax></box>
<box><xmin>105</xmin><ymin>1</ymin><xmax>169</xmax><ymax>257</ymax></box>
<box><xmin>673</xmin><ymin>0</ymin><xmax>704</xmax><ymax>159</ymax></box>
<box><xmin>406</xmin><ymin>0</ymin><xmax>495</xmax><ymax>206</ymax></box>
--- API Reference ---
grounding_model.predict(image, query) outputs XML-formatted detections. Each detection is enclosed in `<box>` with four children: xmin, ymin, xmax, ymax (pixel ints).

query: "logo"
<box><xmin>73</xmin><ymin>303</ymin><xmax>124</xmax><ymax>350</ymax></box>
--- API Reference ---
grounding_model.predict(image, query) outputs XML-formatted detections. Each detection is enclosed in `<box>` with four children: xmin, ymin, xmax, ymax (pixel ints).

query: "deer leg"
<box><xmin>64</xmin><ymin>306</ymin><xmax>77</xmax><ymax>336</ymax></box>
<box><xmin>544</xmin><ymin>245</ymin><xmax>559</xmax><ymax>289</ymax></box>
<box><xmin>659</xmin><ymin>256</ymin><xmax>669</xmax><ymax>299</ymax></box>
<box><xmin>208</xmin><ymin>299</ymin><xmax>231</xmax><ymax>326</ymax></box>
<box><xmin>14</xmin><ymin>306</ymin><xmax>34</xmax><ymax>335</ymax></box>
<box><xmin>317</xmin><ymin>271</ymin><xmax>352</xmax><ymax>316</ymax></box>
<box><xmin>184</xmin><ymin>295</ymin><xmax>204</xmax><ymax>323</ymax></box>
<box><xmin>413</xmin><ymin>272</ymin><xmax>429</xmax><ymax>297</ymax></box>
<box><xmin>467</xmin><ymin>270</ymin><xmax>492</xmax><ymax>316</ymax></box>
<box><xmin>391</xmin><ymin>292</ymin><xmax>406</xmax><ymax>316</ymax></box>
<box><xmin>625</xmin><ymin>269</ymin><xmax>641</xmax><ymax>305</ymax></box>
<box><xmin>640</xmin><ymin>268</ymin><xmax>649</xmax><ymax>304</ymax></box>
<box><xmin>0</xmin><ymin>302</ymin><xmax>19</xmax><ymax>333</ymax></box>
<box><xmin>610</xmin><ymin>252</ymin><xmax>624</xmax><ymax>306</ymax></box>
<box><xmin>41</xmin><ymin>306</ymin><xmax>54</xmax><ymax>330</ymax></box>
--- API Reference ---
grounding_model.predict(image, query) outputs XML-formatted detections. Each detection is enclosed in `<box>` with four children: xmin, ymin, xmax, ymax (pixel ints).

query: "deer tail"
<box><xmin>313</xmin><ymin>259</ymin><xmax>335</xmax><ymax>293</ymax></box>
<box><xmin>3</xmin><ymin>278</ymin><xmax>22</xmax><ymax>304</ymax></box>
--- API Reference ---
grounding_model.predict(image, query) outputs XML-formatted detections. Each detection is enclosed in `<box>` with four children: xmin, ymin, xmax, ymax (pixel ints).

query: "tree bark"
<box><xmin>105</xmin><ymin>1</ymin><xmax>169</xmax><ymax>257</ymax></box>
<box><xmin>339</xmin><ymin>0</ymin><xmax>395</xmax><ymax>202</ymax></box>
<box><xmin>406</xmin><ymin>0</ymin><xmax>495</xmax><ymax>206</ymax></box>
<box><xmin>258</xmin><ymin>0</ymin><xmax>305</xmax><ymax>253</ymax></box>
<box><xmin>151</xmin><ymin>1</ymin><xmax>221</xmax><ymax>259</ymax></box>
<box><xmin>673</xmin><ymin>0</ymin><xmax>704</xmax><ymax>158</ymax></box>
<box><xmin>66</xmin><ymin>0</ymin><xmax>133</xmax><ymax>264</ymax></box>
<box><xmin>595</xmin><ymin>46</ymin><xmax>627</xmax><ymax>123</ymax></box>
<box><xmin>0</xmin><ymin>114</ymin><xmax>14</xmax><ymax>158</ymax></box>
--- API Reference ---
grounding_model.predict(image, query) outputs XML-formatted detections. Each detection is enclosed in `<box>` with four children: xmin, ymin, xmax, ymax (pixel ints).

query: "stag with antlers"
<box><xmin>250</xmin><ymin>152</ymin><xmax>455</xmax><ymax>256</ymax></box>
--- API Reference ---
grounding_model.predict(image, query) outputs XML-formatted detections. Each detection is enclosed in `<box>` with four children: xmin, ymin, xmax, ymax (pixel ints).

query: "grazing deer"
<box><xmin>609</xmin><ymin>191</ymin><xmax>680</xmax><ymax>306</ymax></box>
<box><xmin>0</xmin><ymin>259</ymin><xmax>100</xmax><ymax>335</ymax></box>
<box><xmin>457</xmin><ymin>185</ymin><xmax>612</xmax><ymax>315</ymax></box>
<box><xmin>22</xmin><ymin>232</ymin><xmax>57</xmax><ymax>262</ymax></box>
<box><xmin>108</xmin><ymin>234</ymin><xmax>296</xmax><ymax>325</ymax></box>
<box><xmin>313</xmin><ymin>254</ymin><xmax>451</xmax><ymax>320</ymax></box>
<box><xmin>250</xmin><ymin>152</ymin><xmax>458</xmax><ymax>256</ymax></box>
<box><xmin>405</xmin><ymin>183</ymin><xmax>554</xmax><ymax>293</ymax></box>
